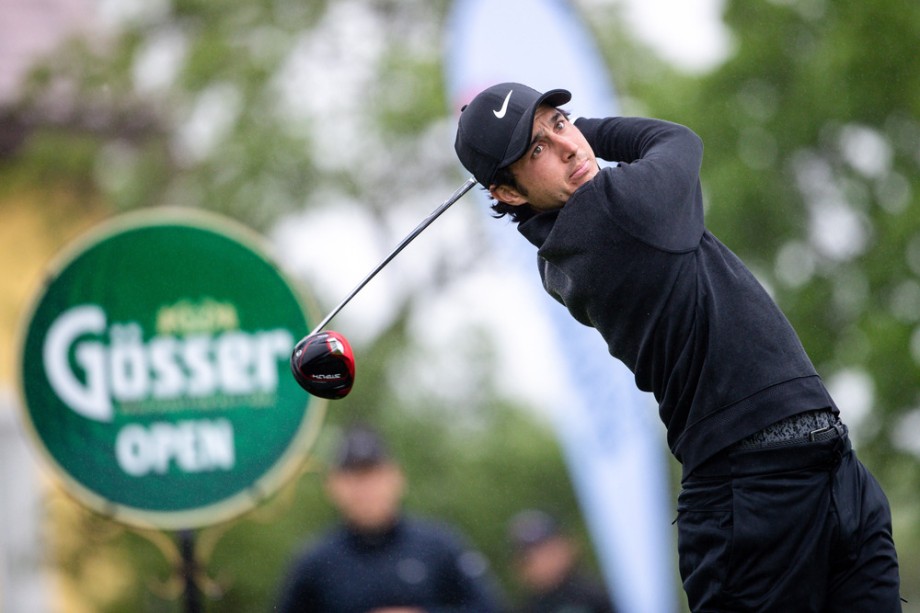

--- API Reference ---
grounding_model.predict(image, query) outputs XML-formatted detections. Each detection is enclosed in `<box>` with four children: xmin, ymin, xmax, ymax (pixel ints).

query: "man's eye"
<box><xmin>532</xmin><ymin>145</ymin><xmax>544</xmax><ymax>157</ymax></box>
<box><xmin>555</xmin><ymin>120</ymin><xmax>566</xmax><ymax>131</ymax></box>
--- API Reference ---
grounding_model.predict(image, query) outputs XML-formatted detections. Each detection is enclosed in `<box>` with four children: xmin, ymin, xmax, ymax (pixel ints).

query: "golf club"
<box><xmin>291</xmin><ymin>176</ymin><xmax>478</xmax><ymax>398</ymax></box>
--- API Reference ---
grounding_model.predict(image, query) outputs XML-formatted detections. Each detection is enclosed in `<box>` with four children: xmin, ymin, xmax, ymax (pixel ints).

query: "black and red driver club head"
<box><xmin>290</xmin><ymin>331</ymin><xmax>355</xmax><ymax>399</ymax></box>
<box><xmin>288</xmin><ymin>179</ymin><xmax>477</xmax><ymax>400</ymax></box>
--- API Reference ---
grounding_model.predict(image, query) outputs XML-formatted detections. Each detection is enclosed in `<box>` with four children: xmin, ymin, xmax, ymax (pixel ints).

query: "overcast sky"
<box><xmin>614</xmin><ymin>0</ymin><xmax>730</xmax><ymax>72</ymax></box>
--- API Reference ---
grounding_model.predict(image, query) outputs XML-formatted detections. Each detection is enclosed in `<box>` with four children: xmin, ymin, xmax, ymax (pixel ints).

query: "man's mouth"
<box><xmin>570</xmin><ymin>159</ymin><xmax>591</xmax><ymax>182</ymax></box>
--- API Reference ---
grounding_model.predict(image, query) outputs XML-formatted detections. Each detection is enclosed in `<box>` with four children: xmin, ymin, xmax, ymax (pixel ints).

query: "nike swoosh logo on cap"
<box><xmin>493</xmin><ymin>90</ymin><xmax>512</xmax><ymax>119</ymax></box>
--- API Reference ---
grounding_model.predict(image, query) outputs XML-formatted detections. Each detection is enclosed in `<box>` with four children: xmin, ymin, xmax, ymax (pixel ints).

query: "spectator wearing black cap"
<box><xmin>507</xmin><ymin>510</ymin><xmax>616</xmax><ymax>613</ymax></box>
<box><xmin>274</xmin><ymin>424</ymin><xmax>505</xmax><ymax>613</ymax></box>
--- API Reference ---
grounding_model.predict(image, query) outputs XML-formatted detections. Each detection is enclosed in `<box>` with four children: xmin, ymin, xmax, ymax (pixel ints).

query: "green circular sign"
<box><xmin>17</xmin><ymin>209</ymin><xmax>324</xmax><ymax>529</ymax></box>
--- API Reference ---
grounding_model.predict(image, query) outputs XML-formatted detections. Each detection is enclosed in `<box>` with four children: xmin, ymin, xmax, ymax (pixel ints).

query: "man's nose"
<box><xmin>552</xmin><ymin>133</ymin><xmax>578</xmax><ymax>157</ymax></box>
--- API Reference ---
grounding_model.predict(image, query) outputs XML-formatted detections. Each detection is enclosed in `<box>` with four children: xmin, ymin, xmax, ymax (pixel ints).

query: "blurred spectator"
<box><xmin>507</xmin><ymin>509</ymin><xmax>616</xmax><ymax>613</ymax></box>
<box><xmin>274</xmin><ymin>424</ymin><xmax>505</xmax><ymax>613</ymax></box>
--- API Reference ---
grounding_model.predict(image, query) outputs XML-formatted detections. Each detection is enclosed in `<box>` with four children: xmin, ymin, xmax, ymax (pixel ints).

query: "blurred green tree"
<box><xmin>5</xmin><ymin>0</ymin><xmax>920</xmax><ymax>610</ymax></box>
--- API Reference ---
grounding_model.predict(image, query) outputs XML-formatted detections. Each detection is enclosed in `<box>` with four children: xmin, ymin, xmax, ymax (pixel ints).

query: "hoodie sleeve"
<box><xmin>573</xmin><ymin>116</ymin><xmax>705</xmax><ymax>252</ymax></box>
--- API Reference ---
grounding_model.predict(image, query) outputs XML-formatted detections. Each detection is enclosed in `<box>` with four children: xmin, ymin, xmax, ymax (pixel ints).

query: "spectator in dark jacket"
<box><xmin>275</xmin><ymin>424</ymin><xmax>505</xmax><ymax>613</ymax></box>
<box><xmin>508</xmin><ymin>509</ymin><xmax>615</xmax><ymax>613</ymax></box>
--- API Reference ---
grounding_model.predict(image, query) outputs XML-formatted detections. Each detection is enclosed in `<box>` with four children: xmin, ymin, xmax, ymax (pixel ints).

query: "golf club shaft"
<box><xmin>309</xmin><ymin>177</ymin><xmax>478</xmax><ymax>336</ymax></box>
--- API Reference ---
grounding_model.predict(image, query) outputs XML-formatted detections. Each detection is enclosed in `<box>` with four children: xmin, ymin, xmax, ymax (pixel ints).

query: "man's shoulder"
<box><xmin>401</xmin><ymin>516</ymin><xmax>461</xmax><ymax>539</ymax></box>
<box><xmin>295</xmin><ymin>525</ymin><xmax>351</xmax><ymax>562</ymax></box>
<box><xmin>557</xmin><ymin>571</ymin><xmax>615</xmax><ymax>611</ymax></box>
<box><xmin>399</xmin><ymin>516</ymin><xmax>474</xmax><ymax>553</ymax></box>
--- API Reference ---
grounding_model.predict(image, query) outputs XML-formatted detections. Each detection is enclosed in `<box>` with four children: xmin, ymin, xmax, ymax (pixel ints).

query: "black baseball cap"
<box><xmin>331</xmin><ymin>425</ymin><xmax>392</xmax><ymax>471</ymax></box>
<box><xmin>455</xmin><ymin>82</ymin><xmax>571</xmax><ymax>187</ymax></box>
<box><xmin>507</xmin><ymin>509</ymin><xmax>562</xmax><ymax>553</ymax></box>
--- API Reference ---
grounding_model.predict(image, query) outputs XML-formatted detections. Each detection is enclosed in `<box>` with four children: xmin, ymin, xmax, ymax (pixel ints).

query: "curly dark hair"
<box><xmin>488</xmin><ymin>166</ymin><xmax>538</xmax><ymax>224</ymax></box>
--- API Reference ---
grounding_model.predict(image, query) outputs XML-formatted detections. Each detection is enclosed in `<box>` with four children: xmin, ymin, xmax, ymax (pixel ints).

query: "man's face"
<box><xmin>515</xmin><ymin>536</ymin><xmax>578</xmax><ymax>591</ymax></box>
<box><xmin>490</xmin><ymin>105</ymin><xmax>598</xmax><ymax>212</ymax></box>
<box><xmin>325</xmin><ymin>462</ymin><xmax>405</xmax><ymax>531</ymax></box>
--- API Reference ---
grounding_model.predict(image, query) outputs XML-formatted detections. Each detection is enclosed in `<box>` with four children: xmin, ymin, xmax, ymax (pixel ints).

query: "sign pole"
<box><xmin>179</xmin><ymin>530</ymin><xmax>203</xmax><ymax>613</ymax></box>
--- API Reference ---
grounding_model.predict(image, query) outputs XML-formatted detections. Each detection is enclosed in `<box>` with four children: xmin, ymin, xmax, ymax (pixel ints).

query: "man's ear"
<box><xmin>490</xmin><ymin>184</ymin><xmax>528</xmax><ymax>206</ymax></box>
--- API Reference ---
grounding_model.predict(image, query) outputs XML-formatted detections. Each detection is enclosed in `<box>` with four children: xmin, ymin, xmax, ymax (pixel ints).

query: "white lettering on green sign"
<box><xmin>115</xmin><ymin>419</ymin><xmax>236</xmax><ymax>476</ymax></box>
<box><xmin>43</xmin><ymin>305</ymin><xmax>294</xmax><ymax>422</ymax></box>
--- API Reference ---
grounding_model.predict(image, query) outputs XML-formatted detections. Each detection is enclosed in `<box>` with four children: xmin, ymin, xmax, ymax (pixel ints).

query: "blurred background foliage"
<box><xmin>2</xmin><ymin>0</ymin><xmax>919</xmax><ymax>611</ymax></box>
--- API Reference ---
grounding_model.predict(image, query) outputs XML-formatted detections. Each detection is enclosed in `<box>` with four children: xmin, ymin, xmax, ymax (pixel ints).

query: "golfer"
<box><xmin>454</xmin><ymin>82</ymin><xmax>901</xmax><ymax>612</ymax></box>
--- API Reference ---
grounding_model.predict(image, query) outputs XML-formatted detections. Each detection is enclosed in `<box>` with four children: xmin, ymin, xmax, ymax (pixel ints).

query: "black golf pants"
<box><xmin>677</xmin><ymin>428</ymin><xmax>901</xmax><ymax>612</ymax></box>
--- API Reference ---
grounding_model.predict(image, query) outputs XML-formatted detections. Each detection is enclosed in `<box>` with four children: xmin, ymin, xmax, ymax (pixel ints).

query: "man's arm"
<box><xmin>573</xmin><ymin>116</ymin><xmax>706</xmax><ymax>252</ymax></box>
<box><xmin>574</xmin><ymin>116</ymin><xmax>703</xmax><ymax>171</ymax></box>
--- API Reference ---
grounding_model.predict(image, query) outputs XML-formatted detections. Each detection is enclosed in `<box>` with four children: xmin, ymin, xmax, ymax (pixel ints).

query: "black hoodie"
<box><xmin>518</xmin><ymin>116</ymin><xmax>836</xmax><ymax>474</ymax></box>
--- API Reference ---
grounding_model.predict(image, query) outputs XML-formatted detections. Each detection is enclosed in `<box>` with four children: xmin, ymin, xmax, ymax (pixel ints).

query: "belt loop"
<box><xmin>808</xmin><ymin>421</ymin><xmax>846</xmax><ymax>442</ymax></box>
<box><xmin>807</xmin><ymin>425</ymin><xmax>832</xmax><ymax>442</ymax></box>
